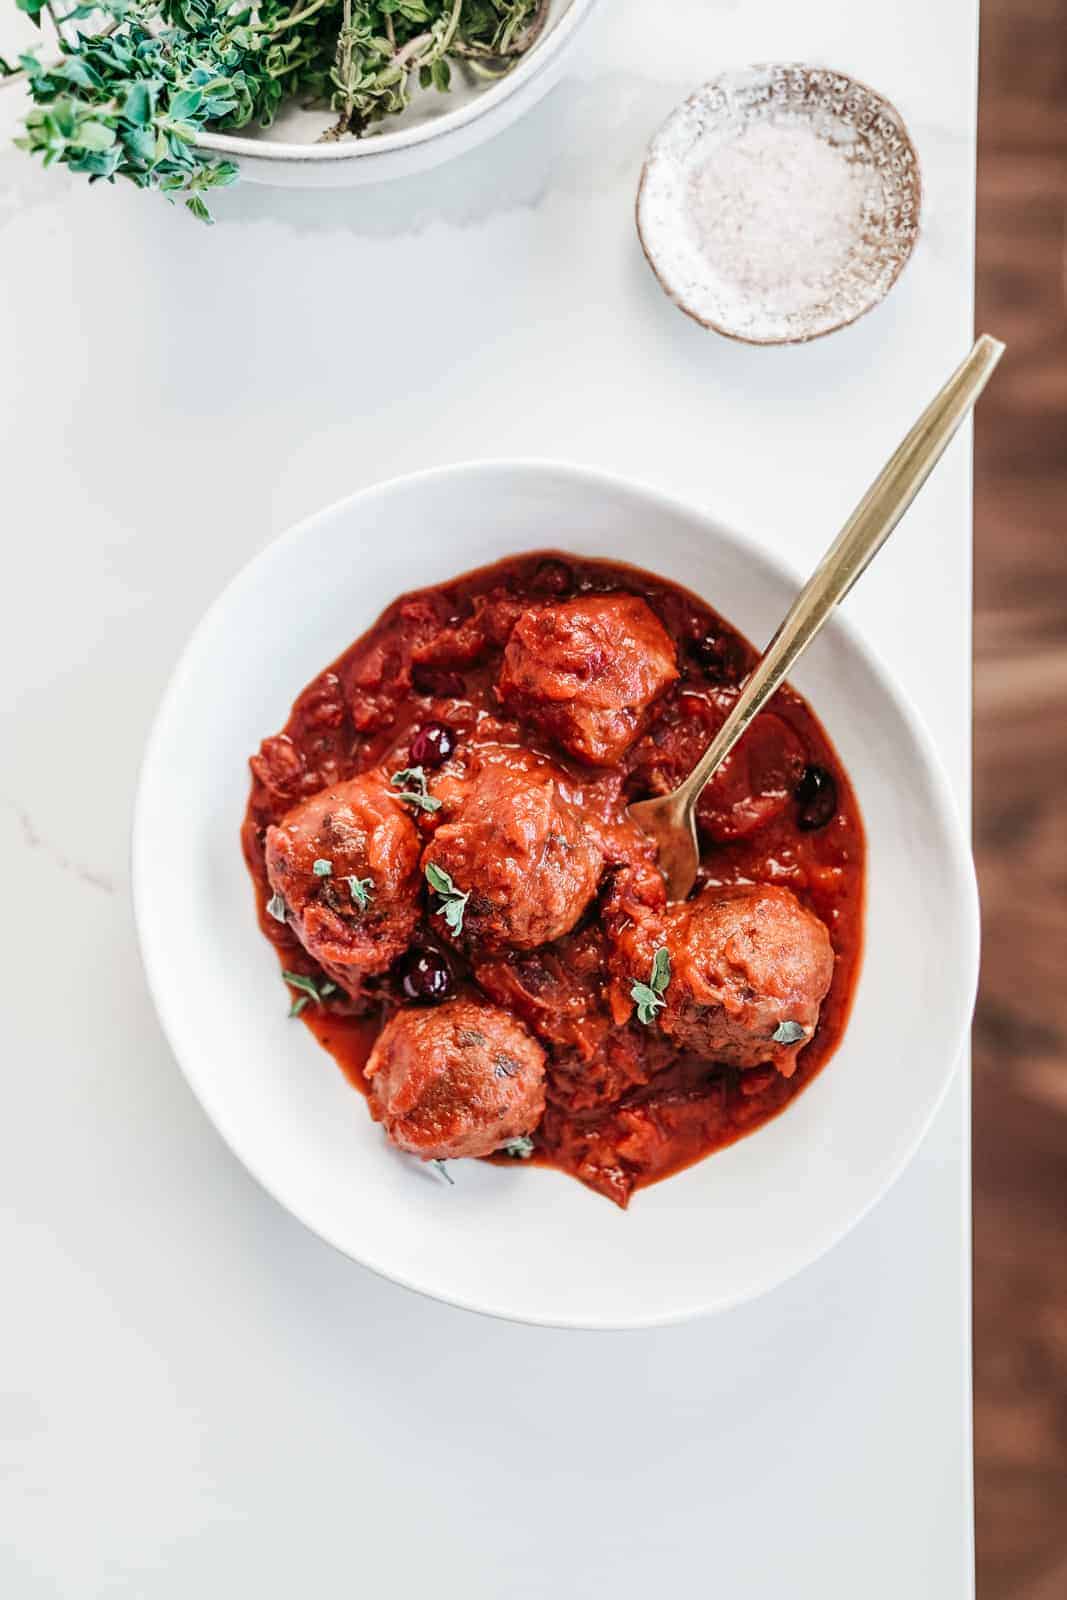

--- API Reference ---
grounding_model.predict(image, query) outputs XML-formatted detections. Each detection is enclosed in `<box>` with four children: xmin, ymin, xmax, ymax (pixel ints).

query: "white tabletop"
<box><xmin>1</xmin><ymin>1</ymin><xmax>977</xmax><ymax>1594</ymax></box>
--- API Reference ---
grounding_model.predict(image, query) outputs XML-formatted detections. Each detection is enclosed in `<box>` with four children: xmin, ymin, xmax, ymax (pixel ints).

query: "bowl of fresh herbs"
<box><xmin>4</xmin><ymin>0</ymin><xmax>597</xmax><ymax>215</ymax></box>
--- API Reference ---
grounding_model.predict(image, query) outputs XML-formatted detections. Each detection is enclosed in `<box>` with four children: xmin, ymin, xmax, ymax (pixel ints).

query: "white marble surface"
<box><xmin>0</xmin><ymin>1</ymin><xmax>978</xmax><ymax>1594</ymax></box>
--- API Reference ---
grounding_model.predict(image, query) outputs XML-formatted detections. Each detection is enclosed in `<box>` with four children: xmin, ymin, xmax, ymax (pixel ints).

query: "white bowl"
<box><xmin>196</xmin><ymin>0</ymin><xmax>598</xmax><ymax>188</ymax></box>
<box><xmin>133</xmin><ymin>461</ymin><xmax>979</xmax><ymax>1328</ymax></box>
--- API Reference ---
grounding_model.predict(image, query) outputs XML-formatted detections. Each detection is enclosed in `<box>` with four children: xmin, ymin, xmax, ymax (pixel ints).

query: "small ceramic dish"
<box><xmin>193</xmin><ymin>0</ymin><xmax>598</xmax><ymax>188</ymax></box>
<box><xmin>133</xmin><ymin>461</ymin><xmax>978</xmax><ymax>1329</ymax></box>
<box><xmin>637</xmin><ymin>64</ymin><xmax>922</xmax><ymax>345</ymax></box>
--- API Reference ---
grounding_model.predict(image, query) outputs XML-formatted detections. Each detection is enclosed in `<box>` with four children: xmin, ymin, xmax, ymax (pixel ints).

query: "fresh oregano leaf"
<box><xmin>282</xmin><ymin>970</ymin><xmax>337</xmax><ymax>1017</ymax></box>
<box><xmin>631</xmin><ymin>946</ymin><xmax>671</xmax><ymax>1024</ymax></box>
<box><xmin>424</xmin><ymin>861</ymin><xmax>470</xmax><ymax>936</ymax></box>
<box><xmin>346</xmin><ymin>875</ymin><xmax>374</xmax><ymax>909</ymax></box>
<box><xmin>772</xmin><ymin>1020</ymin><xmax>807</xmax><ymax>1045</ymax></box>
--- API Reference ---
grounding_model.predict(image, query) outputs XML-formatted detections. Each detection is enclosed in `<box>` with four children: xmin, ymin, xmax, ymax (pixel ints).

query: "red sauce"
<box><xmin>242</xmin><ymin>552</ymin><xmax>865</xmax><ymax>1205</ymax></box>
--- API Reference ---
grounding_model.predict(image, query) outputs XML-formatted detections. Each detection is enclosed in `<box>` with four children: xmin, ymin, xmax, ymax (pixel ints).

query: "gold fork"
<box><xmin>629</xmin><ymin>334</ymin><xmax>1005</xmax><ymax>900</ymax></box>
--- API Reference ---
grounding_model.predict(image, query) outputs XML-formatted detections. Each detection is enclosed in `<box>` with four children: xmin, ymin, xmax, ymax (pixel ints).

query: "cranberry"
<box><xmin>400</xmin><ymin>948</ymin><xmax>454</xmax><ymax>1003</ymax></box>
<box><xmin>530</xmin><ymin>559</ymin><xmax>574</xmax><ymax>597</ymax></box>
<box><xmin>691</xmin><ymin>630</ymin><xmax>745</xmax><ymax>682</ymax></box>
<box><xmin>409</xmin><ymin>720</ymin><xmax>457</xmax><ymax>769</ymax></box>
<box><xmin>795</xmin><ymin>765</ymin><xmax>838</xmax><ymax>831</ymax></box>
<box><xmin>412</xmin><ymin>664</ymin><xmax>466</xmax><ymax>698</ymax></box>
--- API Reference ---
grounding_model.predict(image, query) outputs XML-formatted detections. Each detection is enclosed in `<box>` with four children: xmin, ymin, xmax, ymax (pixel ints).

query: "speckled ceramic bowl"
<box><xmin>637</xmin><ymin>65</ymin><xmax>922</xmax><ymax>345</ymax></box>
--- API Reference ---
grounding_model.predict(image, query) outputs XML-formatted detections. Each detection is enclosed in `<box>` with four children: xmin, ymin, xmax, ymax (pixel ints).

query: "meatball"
<box><xmin>658</xmin><ymin>885</ymin><xmax>834</xmax><ymax>1075</ymax></box>
<box><xmin>422</xmin><ymin>757</ymin><xmax>602</xmax><ymax>952</ymax></box>
<box><xmin>264</xmin><ymin>770</ymin><xmax>421</xmax><ymax>990</ymax></box>
<box><xmin>497</xmin><ymin>594</ymin><xmax>678</xmax><ymax>766</ymax></box>
<box><xmin>365</xmin><ymin>1000</ymin><xmax>546</xmax><ymax>1160</ymax></box>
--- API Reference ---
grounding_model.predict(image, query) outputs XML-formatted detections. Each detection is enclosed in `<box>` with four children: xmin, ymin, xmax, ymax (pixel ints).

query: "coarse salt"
<box><xmin>637</xmin><ymin>67</ymin><xmax>922</xmax><ymax>344</ymax></box>
<box><xmin>689</xmin><ymin>119</ymin><xmax>881</xmax><ymax>317</ymax></box>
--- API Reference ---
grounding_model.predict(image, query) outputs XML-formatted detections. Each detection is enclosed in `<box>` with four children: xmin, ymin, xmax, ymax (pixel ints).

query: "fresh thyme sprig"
<box><xmin>11</xmin><ymin>0</ymin><xmax>546</xmax><ymax>219</ymax></box>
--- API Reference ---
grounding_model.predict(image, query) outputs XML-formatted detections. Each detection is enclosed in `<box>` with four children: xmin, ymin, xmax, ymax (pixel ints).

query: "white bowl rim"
<box><xmin>132</xmin><ymin>457</ymin><xmax>980</xmax><ymax>1329</ymax></box>
<box><xmin>195</xmin><ymin>0</ymin><xmax>597</xmax><ymax>163</ymax></box>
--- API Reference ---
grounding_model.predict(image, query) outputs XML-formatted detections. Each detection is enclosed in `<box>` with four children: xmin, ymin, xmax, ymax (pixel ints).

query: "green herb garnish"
<box><xmin>312</xmin><ymin>858</ymin><xmax>333</xmax><ymax>877</ymax></box>
<box><xmin>345</xmin><ymin>875</ymin><xmax>374</xmax><ymax>910</ymax></box>
<box><xmin>503</xmin><ymin>1135</ymin><xmax>535</xmax><ymax>1159</ymax></box>
<box><xmin>282</xmin><ymin>969</ymin><xmax>338</xmax><ymax>1018</ymax></box>
<box><xmin>11</xmin><ymin>0</ymin><xmax>547</xmax><ymax>221</ymax></box>
<box><xmin>424</xmin><ymin>861</ymin><xmax>470</xmax><ymax>936</ymax></box>
<box><xmin>266</xmin><ymin>891</ymin><xmax>287</xmax><ymax>923</ymax></box>
<box><xmin>772</xmin><ymin>1020</ymin><xmax>807</xmax><ymax>1045</ymax></box>
<box><xmin>430</xmin><ymin>1158</ymin><xmax>454</xmax><ymax>1185</ymax></box>
<box><xmin>390</xmin><ymin>766</ymin><xmax>442</xmax><ymax>814</ymax></box>
<box><xmin>631</xmin><ymin>946</ymin><xmax>671</xmax><ymax>1025</ymax></box>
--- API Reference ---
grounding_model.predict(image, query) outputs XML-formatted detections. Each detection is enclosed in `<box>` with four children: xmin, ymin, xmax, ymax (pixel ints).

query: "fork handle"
<box><xmin>675</xmin><ymin>333</ymin><xmax>1005</xmax><ymax>815</ymax></box>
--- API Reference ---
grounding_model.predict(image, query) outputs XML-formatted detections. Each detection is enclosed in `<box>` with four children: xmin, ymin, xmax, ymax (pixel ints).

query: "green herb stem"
<box><xmin>43</xmin><ymin>0</ymin><xmax>73</xmax><ymax>51</ymax></box>
<box><xmin>251</xmin><ymin>0</ymin><xmax>332</xmax><ymax>38</ymax></box>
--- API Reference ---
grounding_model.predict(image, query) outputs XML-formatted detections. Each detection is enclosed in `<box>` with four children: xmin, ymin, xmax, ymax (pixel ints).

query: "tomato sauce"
<box><xmin>242</xmin><ymin>552</ymin><xmax>865</xmax><ymax>1206</ymax></box>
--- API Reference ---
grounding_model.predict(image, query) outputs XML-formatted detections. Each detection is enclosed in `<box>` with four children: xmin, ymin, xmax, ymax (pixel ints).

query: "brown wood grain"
<box><xmin>974</xmin><ymin>2</ymin><xmax>1067</xmax><ymax>1594</ymax></box>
